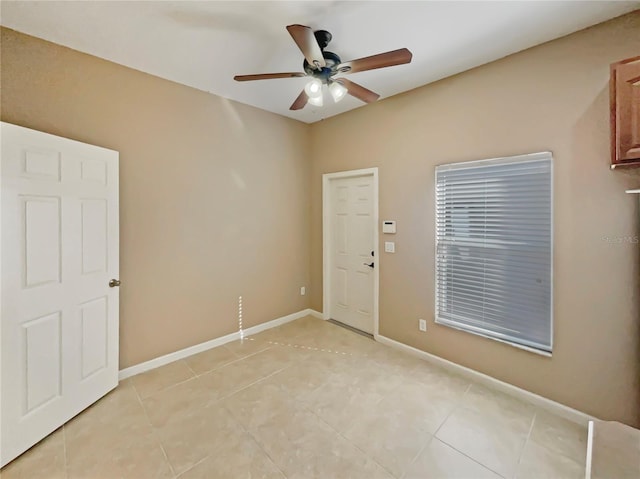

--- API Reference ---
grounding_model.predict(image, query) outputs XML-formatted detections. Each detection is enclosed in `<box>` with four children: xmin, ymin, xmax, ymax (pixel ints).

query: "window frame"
<box><xmin>433</xmin><ymin>151</ymin><xmax>554</xmax><ymax>356</ymax></box>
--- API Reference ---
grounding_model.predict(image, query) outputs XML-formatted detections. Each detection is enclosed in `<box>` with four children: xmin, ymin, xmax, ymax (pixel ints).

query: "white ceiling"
<box><xmin>1</xmin><ymin>1</ymin><xmax>638</xmax><ymax>123</ymax></box>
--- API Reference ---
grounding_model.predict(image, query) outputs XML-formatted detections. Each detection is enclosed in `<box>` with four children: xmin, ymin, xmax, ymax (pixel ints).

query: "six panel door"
<box><xmin>329</xmin><ymin>175</ymin><xmax>375</xmax><ymax>334</ymax></box>
<box><xmin>0</xmin><ymin>122</ymin><xmax>119</xmax><ymax>466</ymax></box>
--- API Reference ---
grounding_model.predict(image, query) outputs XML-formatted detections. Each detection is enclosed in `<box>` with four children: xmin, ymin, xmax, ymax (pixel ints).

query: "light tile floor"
<box><xmin>0</xmin><ymin>316</ymin><xmax>587</xmax><ymax>479</ymax></box>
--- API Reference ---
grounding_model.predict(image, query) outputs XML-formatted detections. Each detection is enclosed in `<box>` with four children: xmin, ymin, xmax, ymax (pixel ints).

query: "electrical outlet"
<box><xmin>300</xmin><ymin>286</ymin><xmax>306</xmax><ymax>296</ymax></box>
<box><xmin>419</xmin><ymin>319</ymin><xmax>427</xmax><ymax>332</ymax></box>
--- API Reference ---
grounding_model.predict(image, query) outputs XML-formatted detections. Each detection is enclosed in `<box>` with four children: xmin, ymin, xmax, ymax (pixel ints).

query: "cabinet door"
<box><xmin>612</xmin><ymin>57</ymin><xmax>640</xmax><ymax>165</ymax></box>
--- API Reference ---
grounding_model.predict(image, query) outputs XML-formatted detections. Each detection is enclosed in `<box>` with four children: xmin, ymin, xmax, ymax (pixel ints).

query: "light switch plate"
<box><xmin>384</xmin><ymin>241</ymin><xmax>395</xmax><ymax>253</ymax></box>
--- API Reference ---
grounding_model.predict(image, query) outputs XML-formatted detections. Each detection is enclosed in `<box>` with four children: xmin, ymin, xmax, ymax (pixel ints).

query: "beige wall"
<box><xmin>1</xmin><ymin>28</ymin><xmax>311</xmax><ymax>368</ymax></box>
<box><xmin>310</xmin><ymin>11</ymin><xmax>640</xmax><ymax>426</ymax></box>
<box><xmin>2</xmin><ymin>11</ymin><xmax>640</xmax><ymax>426</ymax></box>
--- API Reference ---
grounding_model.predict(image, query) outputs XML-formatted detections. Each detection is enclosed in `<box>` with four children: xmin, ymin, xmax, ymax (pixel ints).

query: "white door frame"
<box><xmin>322</xmin><ymin>167</ymin><xmax>379</xmax><ymax>336</ymax></box>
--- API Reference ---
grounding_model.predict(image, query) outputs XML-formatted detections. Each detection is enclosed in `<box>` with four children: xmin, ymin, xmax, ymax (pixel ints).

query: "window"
<box><xmin>435</xmin><ymin>152</ymin><xmax>553</xmax><ymax>354</ymax></box>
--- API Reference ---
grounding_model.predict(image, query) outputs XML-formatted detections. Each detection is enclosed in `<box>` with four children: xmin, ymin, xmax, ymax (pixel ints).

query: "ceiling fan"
<box><xmin>234</xmin><ymin>24</ymin><xmax>413</xmax><ymax>111</ymax></box>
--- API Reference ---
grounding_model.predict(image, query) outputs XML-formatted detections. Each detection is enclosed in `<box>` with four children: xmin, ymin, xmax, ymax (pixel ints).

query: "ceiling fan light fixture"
<box><xmin>304</xmin><ymin>78</ymin><xmax>323</xmax><ymax>98</ymax></box>
<box><xmin>308</xmin><ymin>94</ymin><xmax>323</xmax><ymax>107</ymax></box>
<box><xmin>329</xmin><ymin>81</ymin><xmax>348</xmax><ymax>103</ymax></box>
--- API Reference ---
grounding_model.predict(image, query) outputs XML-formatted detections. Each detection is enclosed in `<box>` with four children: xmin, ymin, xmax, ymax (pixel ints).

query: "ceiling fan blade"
<box><xmin>336</xmin><ymin>78</ymin><xmax>380</xmax><ymax>103</ymax></box>
<box><xmin>286</xmin><ymin>24</ymin><xmax>326</xmax><ymax>69</ymax></box>
<box><xmin>290</xmin><ymin>90</ymin><xmax>309</xmax><ymax>110</ymax></box>
<box><xmin>234</xmin><ymin>72</ymin><xmax>306</xmax><ymax>82</ymax></box>
<box><xmin>337</xmin><ymin>48</ymin><xmax>412</xmax><ymax>74</ymax></box>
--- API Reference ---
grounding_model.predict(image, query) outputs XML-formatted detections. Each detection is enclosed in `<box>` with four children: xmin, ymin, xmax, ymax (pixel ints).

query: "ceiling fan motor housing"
<box><xmin>304</xmin><ymin>50</ymin><xmax>341</xmax><ymax>82</ymax></box>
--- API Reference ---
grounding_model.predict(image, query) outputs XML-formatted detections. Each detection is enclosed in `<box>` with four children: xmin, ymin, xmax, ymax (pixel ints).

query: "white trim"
<box><xmin>322</xmin><ymin>167</ymin><xmax>379</xmax><ymax>336</ymax></box>
<box><xmin>118</xmin><ymin>309</ymin><xmax>314</xmax><ymax>380</ymax></box>
<box><xmin>625</xmin><ymin>189</ymin><xmax>640</xmax><ymax>194</ymax></box>
<box><xmin>585</xmin><ymin>420</ymin><xmax>594</xmax><ymax>479</ymax></box>
<box><xmin>374</xmin><ymin>334</ymin><xmax>595</xmax><ymax>426</ymax></box>
<box><xmin>308</xmin><ymin>309</ymin><xmax>324</xmax><ymax>320</ymax></box>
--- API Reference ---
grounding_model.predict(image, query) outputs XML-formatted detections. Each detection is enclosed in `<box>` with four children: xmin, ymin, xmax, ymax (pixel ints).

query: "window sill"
<box><xmin>435</xmin><ymin>318</ymin><xmax>552</xmax><ymax>358</ymax></box>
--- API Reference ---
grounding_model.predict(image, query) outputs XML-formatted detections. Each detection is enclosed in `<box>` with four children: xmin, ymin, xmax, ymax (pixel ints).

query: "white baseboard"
<box><xmin>309</xmin><ymin>309</ymin><xmax>324</xmax><ymax>319</ymax></box>
<box><xmin>374</xmin><ymin>334</ymin><xmax>595</xmax><ymax>426</ymax></box>
<box><xmin>119</xmin><ymin>308</ymin><xmax>316</xmax><ymax>380</ymax></box>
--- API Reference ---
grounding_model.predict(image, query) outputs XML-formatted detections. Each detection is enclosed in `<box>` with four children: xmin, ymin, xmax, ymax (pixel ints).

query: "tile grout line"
<box><xmin>427</xmin><ymin>382</ymin><xmax>510</xmax><ymax>478</ymax></box>
<box><xmin>130</xmin><ymin>380</ymin><xmax>177</xmax><ymax>479</ymax></box>
<box><xmin>134</xmin><ymin>344</ymin><xmax>273</xmax><ymax>400</ymax></box>
<box><xmin>129</xmin><ymin>337</ymin><xmax>278</xmax><ymax>395</ymax></box>
<box><xmin>432</xmin><ymin>382</ymin><xmax>472</xmax><ymax>438</ymax></box>
<box><xmin>221</xmin><ymin>404</ymin><xmax>289</xmax><ymax>479</ymax></box>
<box><xmin>191</xmin><ymin>363</ymin><xmax>296</xmax><ymax>417</ymax></box>
<box><xmin>134</xmin><ymin>357</ymin><xmax>291</xmax><ymax>478</ymax></box>
<box><xmin>203</xmin><ymin>345</ymin><xmax>327</xmax><ymax>477</ymax></box>
<box><xmin>402</xmin><ymin>383</ymin><xmax>474</xmax><ymax>478</ymax></box>
<box><xmin>127</xmin><ymin>316</ymin><xmax>325</xmax><ymax>386</ymax></box>
<box><xmin>251</xmin><ymin>390</ymin><xmax>388</xmax><ymax>479</ymax></box>
<box><xmin>172</xmin><ymin>453</ymin><xmax>211</xmax><ymax>479</ymax></box>
<box><xmin>305</xmin><ymin>400</ymin><xmax>391</xmax><ymax>477</ymax></box>
<box><xmin>401</xmin><ymin>434</ymin><xmax>440</xmax><ymax>479</ymax></box>
<box><xmin>136</xmin><ymin>347</ymin><xmax>292</xmax><ymax>414</ymax></box>
<box><xmin>515</xmin><ymin>410</ymin><xmax>538</xmax><ymax>475</ymax></box>
<box><xmin>266</xmin><ymin>339</ymin><xmax>355</xmax><ymax>357</ymax></box>
<box><xmin>191</xmin><ymin>358</ymin><xmax>238</xmax><ymax>378</ymax></box>
<box><xmin>211</xmin><ymin>341</ymin><xmax>276</xmax><ymax>363</ymax></box>
<box><xmin>522</xmin><ymin>410</ymin><xmax>588</xmax><ymax>468</ymax></box>
<box><xmin>188</xmin><ymin>345</ymin><xmax>273</xmax><ymax>379</ymax></box>
<box><xmin>334</xmin><ymin>427</ymin><xmax>396</xmax><ymax>479</ymax></box>
<box><xmin>289</xmin><ymin>384</ymin><xmax>395</xmax><ymax>478</ymax></box>
<box><xmin>181</xmin><ymin>359</ymin><xmax>198</xmax><ymax>378</ymax></box>
<box><xmin>251</xmin><ymin>331</ymin><xmax>393</xmax><ymax>477</ymax></box>
<box><xmin>344</xmin><ymin>361</ymin><xmax>442</xmax><ymax>478</ymax></box>
<box><xmin>124</xmin><ymin>322</ymin><xmax>325</xmax><ymax>478</ymax></box>
<box><xmin>214</xmin><ymin>365</ymin><xmax>293</xmax><ymax>403</ymax></box>
<box><xmin>227</xmin><ymin>342</ymin><xmax>273</xmax><ymax>361</ymax></box>
<box><xmin>433</xmin><ymin>436</ymin><xmax>508</xmax><ymax>479</ymax></box>
<box><xmin>134</xmin><ymin>375</ymin><xmax>199</xmax><ymax>401</ymax></box>
<box><xmin>397</xmin><ymin>377</ymin><xmax>469</xmax><ymax>479</ymax></box>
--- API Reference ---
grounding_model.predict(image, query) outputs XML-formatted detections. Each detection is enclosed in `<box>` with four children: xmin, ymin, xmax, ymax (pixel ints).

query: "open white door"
<box><xmin>323</xmin><ymin>169</ymin><xmax>379</xmax><ymax>335</ymax></box>
<box><xmin>0</xmin><ymin>122</ymin><xmax>119</xmax><ymax>466</ymax></box>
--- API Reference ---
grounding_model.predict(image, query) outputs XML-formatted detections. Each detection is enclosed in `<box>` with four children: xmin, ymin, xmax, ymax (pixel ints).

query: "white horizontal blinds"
<box><xmin>435</xmin><ymin>153</ymin><xmax>552</xmax><ymax>353</ymax></box>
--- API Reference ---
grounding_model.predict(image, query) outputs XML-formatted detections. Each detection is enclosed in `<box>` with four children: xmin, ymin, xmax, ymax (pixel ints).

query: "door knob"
<box><xmin>363</xmin><ymin>262</ymin><xmax>374</xmax><ymax>269</ymax></box>
<box><xmin>109</xmin><ymin>279</ymin><xmax>121</xmax><ymax>288</ymax></box>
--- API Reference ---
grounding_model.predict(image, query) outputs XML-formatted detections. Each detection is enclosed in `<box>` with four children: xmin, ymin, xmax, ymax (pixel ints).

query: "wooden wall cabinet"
<box><xmin>611</xmin><ymin>56</ymin><xmax>640</xmax><ymax>169</ymax></box>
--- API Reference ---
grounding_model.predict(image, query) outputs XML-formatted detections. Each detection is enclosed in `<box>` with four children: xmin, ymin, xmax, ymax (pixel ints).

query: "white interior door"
<box><xmin>325</xmin><ymin>172</ymin><xmax>377</xmax><ymax>334</ymax></box>
<box><xmin>0</xmin><ymin>122</ymin><xmax>119</xmax><ymax>467</ymax></box>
